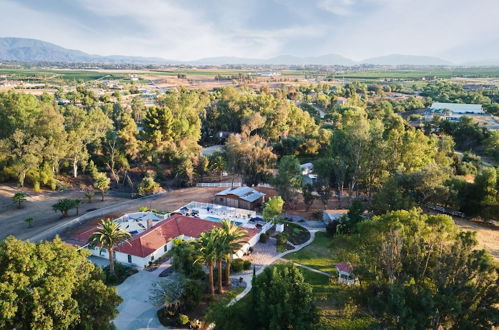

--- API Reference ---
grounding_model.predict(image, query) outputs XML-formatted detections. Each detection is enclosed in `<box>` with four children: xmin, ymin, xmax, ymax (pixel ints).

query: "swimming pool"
<box><xmin>204</xmin><ymin>216</ymin><xmax>243</xmax><ymax>226</ymax></box>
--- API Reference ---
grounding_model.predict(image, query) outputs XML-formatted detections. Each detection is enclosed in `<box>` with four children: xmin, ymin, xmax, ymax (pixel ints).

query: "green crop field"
<box><xmin>0</xmin><ymin>68</ymin><xmax>122</xmax><ymax>82</ymax></box>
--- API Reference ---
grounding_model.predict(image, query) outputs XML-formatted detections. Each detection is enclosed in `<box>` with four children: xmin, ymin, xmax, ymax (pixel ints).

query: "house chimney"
<box><xmin>147</xmin><ymin>219</ymin><xmax>153</xmax><ymax>229</ymax></box>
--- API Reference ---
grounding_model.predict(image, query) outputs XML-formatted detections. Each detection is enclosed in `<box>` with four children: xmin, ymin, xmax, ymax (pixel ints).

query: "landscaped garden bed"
<box><xmin>283</xmin><ymin>222</ymin><xmax>310</xmax><ymax>245</ymax></box>
<box><xmin>103</xmin><ymin>263</ymin><xmax>138</xmax><ymax>285</ymax></box>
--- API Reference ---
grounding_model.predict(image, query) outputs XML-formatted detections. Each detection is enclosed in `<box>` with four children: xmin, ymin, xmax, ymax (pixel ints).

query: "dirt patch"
<box><xmin>0</xmin><ymin>184</ymin><xmax>130</xmax><ymax>241</ymax></box>
<box><xmin>452</xmin><ymin>217</ymin><xmax>499</xmax><ymax>262</ymax></box>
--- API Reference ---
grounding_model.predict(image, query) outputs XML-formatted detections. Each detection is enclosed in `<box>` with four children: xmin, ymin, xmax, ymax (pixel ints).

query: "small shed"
<box><xmin>336</xmin><ymin>262</ymin><xmax>357</xmax><ymax>285</ymax></box>
<box><xmin>215</xmin><ymin>186</ymin><xmax>266</xmax><ymax>210</ymax></box>
<box><xmin>323</xmin><ymin>210</ymin><xmax>348</xmax><ymax>224</ymax></box>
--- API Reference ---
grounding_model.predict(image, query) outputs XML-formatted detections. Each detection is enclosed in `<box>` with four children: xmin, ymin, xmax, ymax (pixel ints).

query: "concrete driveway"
<box><xmin>113</xmin><ymin>261</ymin><xmax>171</xmax><ymax>330</ymax></box>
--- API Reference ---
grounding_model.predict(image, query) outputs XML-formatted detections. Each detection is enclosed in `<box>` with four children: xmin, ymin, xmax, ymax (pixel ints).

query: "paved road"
<box><xmin>113</xmin><ymin>260</ymin><xmax>171</xmax><ymax>330</ymax></box>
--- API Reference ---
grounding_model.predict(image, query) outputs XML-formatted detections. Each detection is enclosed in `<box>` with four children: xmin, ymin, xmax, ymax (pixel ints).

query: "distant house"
<box><xmin>300</xmin><ymin>163</ymin><xmax>317</xmax><ymax>185</ymax></box>
<box><xmin>300</xmin><ymin>162</ymin><xmax>313</xmax><ymax>175</ymax></box>
<box><xmin>336</xmin><ymin>262</ymin><xmax>357</xmax><ymax>285</ymax></box>
<box><xmin>323</xmin><ymin>210</ymin><xmax>348</xmax><ymax>224</ymax></box>
<box><xmin>427</xmin><ymin>102</ymin><xmax>484</xmax><ymax>122</ymax></box>
<box><xmin>215</xmin><ymin>186</ymin><xmax>266</xmax><ymax>210</ymax></box>
<box><xmin>336</xmin><ymin>97</ymin><xmax>347</xmax><ymax>105</ymax></box>
<box><xmin>430</xmin><ymin>102</ymin><xmax>483</xmax><ymax>114</ymax></box>
<box><xmin>201</xmin><ymin>145</ymin><xmax>224</xmax><ymax>157</ymax></box>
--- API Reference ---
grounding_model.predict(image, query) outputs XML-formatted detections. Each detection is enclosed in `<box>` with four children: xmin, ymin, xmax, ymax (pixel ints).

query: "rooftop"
<box><xmin>430</xmin><ymin>102</ymin><xmax>483</xmax><ymax>113</ymax></box>
<box><xmin>69</xmin><ymin>214</ymin><xmax>260</xmax><ymax>258</ymax></box>
<box><xmin>216</xmin><ymin>186</ymin><xmax>266</xmax><ymax>203</ymax></box>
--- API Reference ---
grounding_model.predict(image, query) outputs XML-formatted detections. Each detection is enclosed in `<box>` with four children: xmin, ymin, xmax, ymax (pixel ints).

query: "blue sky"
<box><xmin>1</xmin><ymin>0</ymin><xmax>498</xmax><ymax>61</ymax></box>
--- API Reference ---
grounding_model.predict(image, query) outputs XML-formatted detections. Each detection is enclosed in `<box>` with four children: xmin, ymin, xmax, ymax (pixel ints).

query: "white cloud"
<box><xmin>1</xmin><ymin>0</ymin><xmax>499</xmax><ymax>61</ymax></box>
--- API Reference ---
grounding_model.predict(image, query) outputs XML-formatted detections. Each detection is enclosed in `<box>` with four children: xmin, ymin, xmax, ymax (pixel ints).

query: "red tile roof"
<box><xmin>70</xmin><ymin>214</ymin><xmax>260</xmax><ymax>258</ymax></box>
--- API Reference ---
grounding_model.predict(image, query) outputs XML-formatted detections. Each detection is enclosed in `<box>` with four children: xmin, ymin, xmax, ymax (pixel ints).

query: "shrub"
<box><xmin>312</xmin><ymin>210</ymin><xmax>323</xmax><ymax>220</ymax></box>
<box><xmin>259</xmin><ymin>232</ymin><xmax>269</xmax><ymax>243</ymax></box>
<box><xmin>276</xmin><ymin>233</ymin><xmax>288</xmax><ymax>246</ymax></box>
<box><xmin>137</xmin><ymin>176</ymin><xmax>161</xmax><ymax>196</ymax></box>
<box><xmin>326</xmin><ymin>221</ymin><xmax>339</xmax><ymax>236</ymax></box>
<box><xmin>231</xmin><ymin>259</ymin><xmax>245</xmax><ymax>273</ymax></box>
<box><xmin>182</xmin><ymin>280</ymin><xmax>202</xmax><ymax>311</ymax></box>
<box><xmin>33</xmin><ymin>181</ymin><xmax>40</xmax><ymax>192</ymax></box>
<box><xmin>178</xmin><ymin>314</ymin><xmax>190</xmax><ymax>326</ymax></box>
<box><xmin>103</xmin><ymin>263</ymin><xmax>138</xmax><ymax>286</ymax></box>
<box><xmin>231</xmin><ymin>258</ymin><xmax>251</xmax><ymax>273</ymax></box>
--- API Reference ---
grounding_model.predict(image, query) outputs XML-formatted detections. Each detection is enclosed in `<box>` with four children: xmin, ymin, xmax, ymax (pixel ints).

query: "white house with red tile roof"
<box><xmin>68</xmin><ymin>213</ymin><xmax>262</xmax><ymax>268</ymax></box>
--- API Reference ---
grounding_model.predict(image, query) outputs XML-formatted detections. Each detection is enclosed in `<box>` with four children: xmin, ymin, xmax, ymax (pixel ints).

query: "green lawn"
<box><xmin>286</xmin><ymin>231</ymin><xmax>375</xmax><ymax>329</ymax></box>
<box><xmin>286</xmin><ymin>231</ymin><xmax>342</xmax><ymax>275</ymax></box>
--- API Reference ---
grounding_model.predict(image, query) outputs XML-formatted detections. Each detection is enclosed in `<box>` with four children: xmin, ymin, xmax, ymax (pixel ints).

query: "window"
<box><xmin>164</xmin><ymin>245</ymin><xmax>168</xmax><ymax>252</ymax></box>
<box><xmin>151</xmin><ymin>255</ymin><xmax>155</xmax><ymax>261</ymax></box>
<box><xmin>128</xmin><ymin>254</ymin><xmax>132</xmax><ymax>263</ymax></box>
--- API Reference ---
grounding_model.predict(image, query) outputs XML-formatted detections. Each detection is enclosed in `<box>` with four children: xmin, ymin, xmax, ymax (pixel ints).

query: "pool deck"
<box><xmin>177</xmin><ymin>201</ymin><xmax>260</xmax><ymax>229</ymax></box>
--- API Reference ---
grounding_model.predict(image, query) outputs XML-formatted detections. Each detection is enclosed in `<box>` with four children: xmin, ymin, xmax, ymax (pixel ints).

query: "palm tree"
<box><xmin>195</xmin><ymin>231</ymin><xmax>218</xmax><ymax>298</ymax></box>
<box><xmin>213</xmin><ymin>228</ymin><xmax>226</xmax><ymax>294</ymax></box>
<box><xmin>88</xmin><ymin>219</ymin><xmax>131</xmax><ymax>275</ymax></box>
<box><xmin>220</xmin><ymin>219</ymin><xmax>248</xmax><ymax>288</ymax></box>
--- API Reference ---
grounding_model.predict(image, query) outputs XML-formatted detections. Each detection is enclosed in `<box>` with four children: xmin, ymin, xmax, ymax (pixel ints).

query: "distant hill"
<box><xmin>362</xmin><ymin>54</ymin><xmax>452</xmax><ymax>66</ymax></box>
<box><xmin>262</xmin><ymin>54</ymin><xmax>354</xmax><ymax>65</ymax></box>
<box><xmin>4</xmin><ymin>37</ymin><xmax>496</xmax><ymax>66</ymax></box>
<box><xmin>0</xmin><ymin>37</ymin><xmax>179</xmax><ymax>64</ymax></box>
<box><xmin>191</xmin><ymin>54</ymin><xmax>354</xmax><ymax>65</ymax></box>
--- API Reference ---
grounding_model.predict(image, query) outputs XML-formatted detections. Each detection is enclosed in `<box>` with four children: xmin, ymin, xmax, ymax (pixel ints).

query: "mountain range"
<box><xmin>0</xmin><ymin>37</ymin><xmax>496</xmax><ymax>66</ymax></box>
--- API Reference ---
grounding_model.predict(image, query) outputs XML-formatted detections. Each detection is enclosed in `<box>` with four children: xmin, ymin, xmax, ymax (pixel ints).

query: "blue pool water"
<box><xmin>204</xmin><ymin>216</ymin><xmax>243</xmax><ymax>226</ymax></box>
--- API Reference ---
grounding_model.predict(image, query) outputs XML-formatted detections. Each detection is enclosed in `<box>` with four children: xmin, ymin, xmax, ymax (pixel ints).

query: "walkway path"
<box><xmin>228</xmin><ymin>224</ymin><xmax>324</xmax><ymax>306</ymax></box>
<box><xmin>279</xmin><ymin>258</ymin><xmax>332</xmax><ymax>277</ymax></box>
<box><xmin>113</xmin><ymin>259</ymin><xmax>172</xmax><ymax>330</ymax></box>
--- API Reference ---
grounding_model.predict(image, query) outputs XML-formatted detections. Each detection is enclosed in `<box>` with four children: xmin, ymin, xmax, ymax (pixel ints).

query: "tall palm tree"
<box><xmin>195</xmin><ymin>231</ymin><xmax>218</xmax><ymax>298</ymax></box>
<box><xmin>213</xmin><ymin>228</ymin><xmax>226</xmax><ymax>294</ymax></box>
<box><xmin>220</xmin><ymin>219</ymin><xmax>248</xmax><ymax>288</ymax></box>
<box><xmin>88</xmin><ymin>219</ymin><xmax>131</xmax><ymax>275</ymax></box>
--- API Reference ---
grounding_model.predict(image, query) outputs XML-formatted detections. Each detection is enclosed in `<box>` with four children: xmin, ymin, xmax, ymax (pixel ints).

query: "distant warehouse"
<box><xmin>430</xmin><ymin>102</ymin><xmax>484</xmax><ymax>114</ymax></box>
<box><xmin>426</xmin><ymin>102</ymin><xmax>484</xmax><ymax>121</ymax></box>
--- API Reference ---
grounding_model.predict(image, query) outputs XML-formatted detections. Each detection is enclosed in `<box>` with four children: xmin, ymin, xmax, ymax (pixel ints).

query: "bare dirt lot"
<box><xmin>453</xmin><ymin>217</ymin><xmax>499</xmax><ymax>262</ymax></box>
<box><xmin>0</xmin><ymin>184</ymin><xmax>129</xmax><ymax>241</ymax></box>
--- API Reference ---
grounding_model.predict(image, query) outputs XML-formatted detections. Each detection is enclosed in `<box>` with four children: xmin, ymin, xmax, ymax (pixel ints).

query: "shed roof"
<box><xmin>336</xmin><ymin>262</ymin><xmax>354</xmax><ymax>274</ymax></box>
<box><xmin>216</xmin><ymin>186</ymin><xmax>266</xmax><ymax>203</ymax></box>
